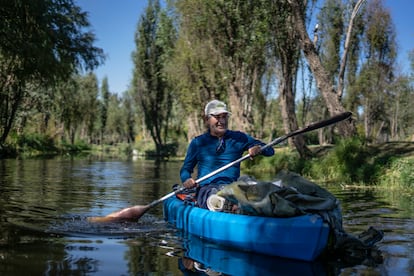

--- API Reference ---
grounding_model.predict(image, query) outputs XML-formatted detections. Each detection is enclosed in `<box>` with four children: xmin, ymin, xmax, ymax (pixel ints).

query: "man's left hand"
<box><xmin>248</xmin><ymin>145</ymin><xmax>262</xmax><ymax>159</ymax></box>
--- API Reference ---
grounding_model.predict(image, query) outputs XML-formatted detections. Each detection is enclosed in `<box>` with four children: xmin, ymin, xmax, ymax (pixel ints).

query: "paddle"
<box><xmin>88</xmin><ymin>111</ymin><xmax>352</xmax><ymax>223</ymax></box>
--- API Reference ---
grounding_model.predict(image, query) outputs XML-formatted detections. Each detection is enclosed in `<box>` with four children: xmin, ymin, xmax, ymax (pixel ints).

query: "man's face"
<box><xmin>207</xmin><ymin>113</ymin><xmax>229</xmax><ymax>137</ymax></box>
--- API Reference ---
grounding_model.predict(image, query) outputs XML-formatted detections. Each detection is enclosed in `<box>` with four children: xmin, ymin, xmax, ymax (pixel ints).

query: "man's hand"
<box><xmin>248</xmin><ymin>145</ymin><xmax>262</xmax><ymax>159</ymax></box>
<box><xmin>183</xmin><ymin>178</ymin><xmax>197</xmax><ymax>189</ymax></box>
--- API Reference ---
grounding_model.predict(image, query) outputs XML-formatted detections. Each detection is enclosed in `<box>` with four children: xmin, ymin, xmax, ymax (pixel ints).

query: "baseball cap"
<box><xmin>204</xmin><ymin>100</ymin><xmax>231</xmax><ymax>116</ymax></box>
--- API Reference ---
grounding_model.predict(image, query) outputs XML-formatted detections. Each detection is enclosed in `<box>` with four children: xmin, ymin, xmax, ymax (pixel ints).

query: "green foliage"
<box><xmin>17</xmin><ymin>133</ymin><xmax>57</xmax><ymax>153</ymax></box>
<box><xmin>378</xmin><ymin>157</ymin><xmax>414</xmax><ymax>190</ymax></box>
<box><xmin>234</xmin><ymin>138</ymin><xmax>414</xmax><ymax>189</ymax></box>
<box><xmin>55</xmin><ymin>75</ymin><xmax>96</xmax><ymax>144</ymax></box>
<box><xmin>99</xmin><ymin>77</ymin><xmax>110</xmax><ymax>142</ymax></box>
<box><xmin>144</xmin><ymin>142</ymin><xmax>179</xmax><ymax>158</ymax></box>
<box><xmin>8</xmin><ymin>133</ymin><xmax>91</xmax><ymax>157</ymax></box>
<box><xmin>132</xmin><ymin>0</ymin><xmax>177</xmax><ymax>156</ymax></box>
<box><xmin>0</xmin><ymin>0</ymin><xmax>104</xmax><ymax>82</ymax></box>
<box><xmin>172</xmin><ymin>0</ymin><xmax>272</xmax><ymax>134</ymax></box>
<box><xmin>243</xmin><ymin>148</ymin><xmax>304</xmax><ymax>176</ymax></box>
<box><xmin>78</xmin><ymin>73</ymin><xmax>100</xmax><ymax>142</ymax></box>
<box><xmin>247</xmin><ymin>140</ymin><xmax>414</xmax><ymax>188</ymax></box>
<box><xmin>60</xmin><ymin>140</ymin><xmax>91</xmax><ymax>153</ymax></box>
<box><xmin>90</xmin><ymin>143</ymin><xmax>131</xmax><ymax>159</ymax></box>
<box><xmin>318</xmin><ymin>0</ymin><xmax>345</xmax><ymax>78</ymax></box>
<box><xmin>364</xmin><ymin>0</ymin><xmax>397</xmax><ymax>63</ymax></box>
<box><xmin>0</xmin><ymin>0</ymin><xmax>104</xmax><ymax>147</ymax></box>
<box><xmin>305</xmin><ymin>138</ymin><xmax>414</xmax><ymax>186</ymax></box>
<box><xmin>305</xmin><ymin>137</ymin><xmax>377</xmax><ymax>183</ymax></box>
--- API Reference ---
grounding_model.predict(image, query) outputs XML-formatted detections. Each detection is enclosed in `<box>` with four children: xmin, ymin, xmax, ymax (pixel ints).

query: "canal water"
<box><xmin>0</xmin><ymin>158</ymin><xmax>412</xmax><ymax>275</ymax></box>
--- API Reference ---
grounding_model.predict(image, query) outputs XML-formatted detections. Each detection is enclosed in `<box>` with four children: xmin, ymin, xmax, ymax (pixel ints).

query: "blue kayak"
<box><xmin>163</xmin><ymin>196</ymin><xmax>330</xmax><ymax>261</ymax></box>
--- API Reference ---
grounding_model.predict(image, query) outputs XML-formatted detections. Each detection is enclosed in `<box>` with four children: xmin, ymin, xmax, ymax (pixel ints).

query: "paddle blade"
<box><xmin>87</xmin><ymin>205</ymin><xmax>150</xmax><ymax>223</ymax></box>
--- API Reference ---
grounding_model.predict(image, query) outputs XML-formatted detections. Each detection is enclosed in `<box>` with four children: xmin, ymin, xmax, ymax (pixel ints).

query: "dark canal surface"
<box><xmin>0</xmin><ymin>158</ymin><xmax>412</xmax><ymax>275</ymax></box>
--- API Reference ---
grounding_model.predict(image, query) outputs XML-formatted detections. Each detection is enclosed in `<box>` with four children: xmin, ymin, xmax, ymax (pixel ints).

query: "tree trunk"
<box><xmin>70</xmin><ymin>128</ymin><xmax>75</xmax><ymax>145</ymax></box>
<box><xmin>290</xmin><ymin>0</ymin><xmax>356</xmax><ymax>137</ymax></box>
<box><xmin>227</xmin><ymin>67</ymin><xmax>254</xmax><ymax>133</ymax></box>
<box><xmin>186</xmin><ymin>111</ymin><xmax>204</xmax><ymax>141</ymax></box>
<box><xmin>0</xmin><ymin>83</ymin><xmax>24</xmax><ymax>146</ymax></box>
<box><xmin>278</xmin><ymin>69</ymin><xmax>312</xmax><ymax>158</ymax></box>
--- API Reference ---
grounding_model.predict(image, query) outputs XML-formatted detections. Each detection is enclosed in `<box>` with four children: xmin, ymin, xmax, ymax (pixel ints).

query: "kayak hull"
<box><xmin>163</xmin><ymin>196</ymin><xmax>330</xmax><ymax>261</ymax></box>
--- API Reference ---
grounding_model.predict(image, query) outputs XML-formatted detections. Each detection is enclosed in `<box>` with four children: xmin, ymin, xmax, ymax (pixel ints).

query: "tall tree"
<box><xmin>357</xmin><ymin>0</ymin><xmax>397</xmax><ymax>142</ymax></box>
<box><xmin>55</xmin><ymin>77</ymin><xmax>81</xmax><ymax>144</ymax></box>
<box><xmin>315</xmin><ymin>0</ymin><xmax>345</xmax><ymax>144</ymax></box>
<box><xmin>268</xmin><ymin>0</ymin><xmax>311</xmax><ymax>158</ymax></box>
<box><xmin>0</xmin><ymin>0</ymin><xmax>104</xmax><ymax>148</ymax></box>
<box><xmin>388</xmin><ymin>75</ymin><xmax>414</xmax><ymax>140</ymax></box>
<box><xmin>106</xmin><ymin>94</ymin><xmax>126</xmax><ymax>144</ymax></box>
<box><xmin>315</xmin><ymin>0</ymin><xmax>368</xmax><ymax>142</ymax></box>
<box><xmin>318</xmin><ymin>0</ymin><xmax>344</xmax><ymax>83</ymax></box>
<box><xmin>132</xmin><ymin>0</ymin><xmax>176</xmax><ymax>156</ymax></box>
<box><xmin>123</xmin><ymin>91</ymin><xmax>137</xmax><ymax>144</ymax></box>
<box><xmin>78</xmin><ymin>73</ymin><xmax>99</xmax><ymax>143</ymax></box>
<box><xmin>100</xmin><ymin>77</ymin><xmax>110</xmax><ymax>146</ymax></box>
<box><xmin>343</xmin><ymin>1</ymin><xmax>366</xmax><ymax>116</ymax></box>
<box><xmin>172</xmin><ymin>0</ymin><xmax>270</xmax><ymax>137</ymax></box>
<box><xmin>289</xmin><ymin>0</ymin><xmax>358</xmax><ymax>137</ymax></box>
<box><xmin>168</xmin><ymin>0</ymin><xmax>227</xmax><ymax>139</ymax></box>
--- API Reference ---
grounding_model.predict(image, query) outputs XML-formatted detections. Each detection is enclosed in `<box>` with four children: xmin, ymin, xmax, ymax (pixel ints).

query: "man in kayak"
<box><xmin>180</xmin><ymin>99</ymin><xmax>275</xmax><ymax>209</ymax></box>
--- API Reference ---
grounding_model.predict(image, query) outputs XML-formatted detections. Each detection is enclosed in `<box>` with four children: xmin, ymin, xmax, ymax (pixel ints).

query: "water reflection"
<box><xmin>326</xmin><ymin>184</ymin><xmax>414</xmax><ymax>275</ymax></box>
<box><xmin>0</xmin><ymin>158</ymin><xmax>182</xmax><ymax>275</ymax></box>
<box><xmin>0</xmin><ymin>158</ymin><xmax>413</xmax><ymax>275</ymax></box>
<box><xmin>178</xmin><ymin>234</ymin><xmax>328</xmax><ymax>276</ymax></box>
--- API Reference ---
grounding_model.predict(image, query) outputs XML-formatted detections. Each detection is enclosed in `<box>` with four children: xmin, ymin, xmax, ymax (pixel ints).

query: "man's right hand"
<box><xmin>183</xmin><ymin>178</ymin><xmax>197</xmax><ymax>189</ymax></box>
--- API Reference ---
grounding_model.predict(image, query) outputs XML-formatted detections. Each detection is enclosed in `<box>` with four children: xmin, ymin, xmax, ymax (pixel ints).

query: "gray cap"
<box><xmin>204</xmin><ymin>100</ymin><xmax>231</xmax><ymax>116</ymax></box>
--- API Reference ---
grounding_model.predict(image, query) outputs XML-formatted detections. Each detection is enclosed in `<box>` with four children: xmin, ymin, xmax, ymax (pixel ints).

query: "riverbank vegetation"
<box><xmin>1</xmin><ymin>0</ymin><xmax>413</xmax><ymax>190</ymax></box>
<box><xmin>244</xmin><ymin>137</ymin><xmax>414</xmax><ymax>191</ymax></box>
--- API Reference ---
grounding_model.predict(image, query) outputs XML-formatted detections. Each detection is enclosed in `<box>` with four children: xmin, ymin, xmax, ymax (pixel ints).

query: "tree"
<box><xmin>106</xmin><ymin>94</ymin><xmax>125</xmax><ymax>144</ymax></box>
<box><xmin>168</xmin><ymin>0</ymin><xmax>228</xmax><ymax>139</ymax></box>
<box><xmin>315</xmin><ymin>0</ymin><xmax>347</xmax><ymax>144</ymax></box>
<box><xmin>101</xmin><ymin>91</ymin><xmax>136</xmax><ymax>145</ymax></box>
<box><xmin>55</xmin><ymin>77</ymin><xmax>82</xmax><ymax>144</ymax></box>
<box><xmin>0</xmin><ymin>0</ymin><xmax>104</xmax><ymax>148</ymax></box>
<box><xmin>123</xmin><ymin>91</ymin><xmax>137</xmax><ymax>144</ymax></box>
<box><xmin>343</xmin><ymin>2</ymin><xmax>366</xmax><ymax>116</ymax></box>
<box><xmin>172</xmin><ymin>0</ymin><xmax>270</xmax><ymax>138</ymax></box>
<box><xmin>78</xmin><ymin>73</ymin><xmax>99</xmax><ymax>143</ymax></box>
<box><xmin>268</xmin><ymin>0</ymin><xmax>312</xmax><ymax>158</ymax></box>
<box><xmin>99</xmin><ymin>77</ymin><xmax>110</xmax><ymax>146</ymax></box>
<box><xmin>289</xmin><ymin>0</ymin><xmax>358</xmax><ymax>137</ymax></box>
<box><xmin>389</xmin><ymin>76</ymin><xmax>414</xmax><ymax>140</ymax></box>
<box><xmin>132</xmin><ymin>0</ymin><xmax>176</xmax><ymax>156</ymax></box>
<box><xmin>318</xmin><ymin>0</ymin><xmax>344</xmax><ymax>83</ymax></box>
<box><xmin>357</xmin><ymin>0</ymin><xmax>397</xmax><ymax>142</ymax></box>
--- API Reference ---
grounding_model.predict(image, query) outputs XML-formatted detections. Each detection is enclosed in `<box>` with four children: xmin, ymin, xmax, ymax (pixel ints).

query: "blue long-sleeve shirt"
<box><xmin>180</xmin><ymin>130</ymin><xmax>275</xmax><ymax>186</ymax></box>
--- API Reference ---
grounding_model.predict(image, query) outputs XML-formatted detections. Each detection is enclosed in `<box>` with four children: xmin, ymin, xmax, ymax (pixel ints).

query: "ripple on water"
<box><xmin>46</xmin><ymin>213</ymin><xmax>171</xmax><ymax>238</ymax></box>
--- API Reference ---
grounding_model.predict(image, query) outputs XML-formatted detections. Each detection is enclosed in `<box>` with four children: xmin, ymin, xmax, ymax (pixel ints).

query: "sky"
<box><xmin>75</xmin><ymin>0</ymin><xmax>413</xmax><ymax>95</ymax></box>
<box><xmin>75</xmin><ymin>0</ymin><xmax>147</xmax><ymax>94</ymax></box>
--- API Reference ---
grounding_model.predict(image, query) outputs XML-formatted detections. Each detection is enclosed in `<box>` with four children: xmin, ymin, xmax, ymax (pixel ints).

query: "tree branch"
<box><xmin>337</xmin><ymin>0</ymin><xmax>367</xmax><ymax>99</ymax></box>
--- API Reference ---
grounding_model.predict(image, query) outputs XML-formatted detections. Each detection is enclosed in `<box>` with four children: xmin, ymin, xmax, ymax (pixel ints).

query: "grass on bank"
<box><xmin>1</xmin><ymin>133</ymin><xmax>91</xmax><ymax>158</ymax></box>
<box><xmin>244</xmin><ymin>137</ymin><xmax>414</xmax><ymax>191</ymax></box>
